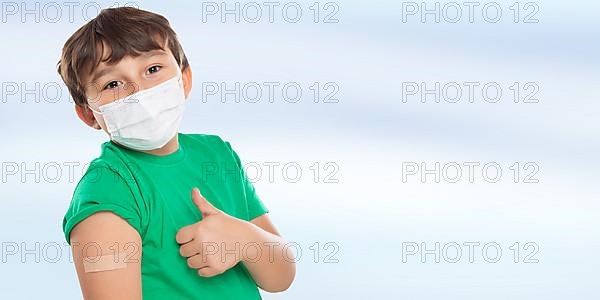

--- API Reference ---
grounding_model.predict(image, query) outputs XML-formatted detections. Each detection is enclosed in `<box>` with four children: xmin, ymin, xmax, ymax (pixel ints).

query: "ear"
<box><xmin>75</xmin><ymin>104</ymin><xmax>101</xmax><ymax>130</ymax></box>
<box><xmin>182</xmin><ymin>66</ymin><xmax>192</xmax><ymax>100</ymax></box>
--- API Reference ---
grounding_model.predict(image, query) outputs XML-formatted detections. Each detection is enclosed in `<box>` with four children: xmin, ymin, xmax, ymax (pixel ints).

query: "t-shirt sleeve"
<box><xmin>224</xmin><ymin>141</ymin><xmax>269</xmax><ymax>221</ymax></box>
<box><xmin>62</xmin><ymin>166</ymin><xmax>144</xmax><ymax>245</ymax></box>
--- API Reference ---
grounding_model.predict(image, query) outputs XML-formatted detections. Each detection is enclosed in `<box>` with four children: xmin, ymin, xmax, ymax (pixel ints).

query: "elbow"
<box><xmin>261</xmin><ymin>280</ymin><xmax>293</xmax><ymax>293</ymax></box>
<box><xmin>263</xmin><ymin>286</ymin><xmax>291</xmax><ymax>293</ymax></box>
<box><xmin>260</xmin><ymin>262</ymin><xmax>296</xmax><ymax>293</ymax></box>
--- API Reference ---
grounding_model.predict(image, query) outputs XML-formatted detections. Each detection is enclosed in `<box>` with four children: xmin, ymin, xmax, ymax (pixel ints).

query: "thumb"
<box><xmin>191</xmin><ymin>187</ymin><xmax>220</xmax><ymax>217</ymax></box>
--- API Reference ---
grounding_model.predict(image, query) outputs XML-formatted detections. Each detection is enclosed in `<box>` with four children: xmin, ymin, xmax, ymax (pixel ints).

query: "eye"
<box><xmin>103</xmin><ymin>81</ymin><xmax>122</xmax><ymax>90</ymax></box>
<box><xmin>146</xmin><ymin>65</ymin><xmax>162</xmax><ymax>75</ymax></box>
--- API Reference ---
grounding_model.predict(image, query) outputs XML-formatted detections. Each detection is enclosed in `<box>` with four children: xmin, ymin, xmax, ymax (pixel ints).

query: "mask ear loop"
<box><xmin>87</xmin><ymin>103</ymin><xmax>103</xmax><ymax>114</ymax></box>
<box><xmin>85</xmin><ymin>102</ymin><xmax>105</xmax><ymax>131</ymax></box>
<box><xmin>176</xmin><ymin>72</ymin><xmax>186</xmax><ymax>99</ymax></box>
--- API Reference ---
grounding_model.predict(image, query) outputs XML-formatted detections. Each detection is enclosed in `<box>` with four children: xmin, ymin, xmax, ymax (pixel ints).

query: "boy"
<box><xmin>58</xmin><ymin>7</ymin><xmax>295</xmax><ymax>299</ymax></box>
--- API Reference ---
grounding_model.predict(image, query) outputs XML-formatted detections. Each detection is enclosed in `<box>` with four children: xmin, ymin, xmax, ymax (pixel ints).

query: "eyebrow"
<box><xmin>142</xmin><ymin>50</ymin><xmax>167</xmax><ymax>58</ymax></box>
<box><xmin>90</xmin><ymin>66</ymin><xmax>116</xmax><ymax>85</ymax></box>
<box><xmin>89</xmin><ymin>50</ymin><xmax>167</xmax><ymax>84</ymax></box>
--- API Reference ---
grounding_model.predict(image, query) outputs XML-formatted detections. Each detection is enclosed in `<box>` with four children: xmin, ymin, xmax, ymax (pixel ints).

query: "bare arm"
<box><xmin>69</xmin><ymin>211</ymin><xmax>143</xmax><ymax>300</ymax></box>
<box><xmin>244</xmin><ymin>214</ymin><xmax>296</xmax><ymax>292</ymax></box>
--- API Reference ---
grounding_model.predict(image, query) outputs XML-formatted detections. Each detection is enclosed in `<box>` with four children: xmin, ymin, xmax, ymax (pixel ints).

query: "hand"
<box><xmin>176</xmin><ymin>188</ymin><xmax>254</xmax><ymax>277</ymax></box>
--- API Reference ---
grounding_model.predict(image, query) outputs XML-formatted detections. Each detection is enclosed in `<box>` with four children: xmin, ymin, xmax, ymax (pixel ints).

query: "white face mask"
<box><xmin>88</xmin><ymin>74</ymin><xmax>186</xmax><ymax>151</ymax></box>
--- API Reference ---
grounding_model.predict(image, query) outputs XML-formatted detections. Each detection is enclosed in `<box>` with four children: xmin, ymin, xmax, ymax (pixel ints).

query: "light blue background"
<box><xmin>0</xmin><ymin>0</ymin><xmax>598</xmax><ymax>299</ymax></box>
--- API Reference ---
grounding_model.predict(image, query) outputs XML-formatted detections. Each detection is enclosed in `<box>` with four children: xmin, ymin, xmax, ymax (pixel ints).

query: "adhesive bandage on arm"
<box><xmin>83</xmin><ymin>252</ymin><xmax>128</xmax><ymax>273</ymax></box>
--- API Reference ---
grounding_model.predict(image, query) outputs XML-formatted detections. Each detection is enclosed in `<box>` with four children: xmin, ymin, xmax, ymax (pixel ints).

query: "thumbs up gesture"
<box><xmin>176</xmin><ymin>187</ymin><xmax>253</xmax><ymax>277</ymax></box>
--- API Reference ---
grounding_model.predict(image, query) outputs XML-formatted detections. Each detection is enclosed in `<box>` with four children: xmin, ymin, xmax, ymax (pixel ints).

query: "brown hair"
<box><xmin>57</xmin><ymin>6</ymin><xmax>189</xmax><ymax>106</ymax></box>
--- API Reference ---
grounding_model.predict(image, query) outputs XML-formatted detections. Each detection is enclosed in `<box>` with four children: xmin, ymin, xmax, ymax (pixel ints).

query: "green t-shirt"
<box><xmin>62</xmin><ymin>133</ymin><xmax>268</xmax><ymax>299</ymax></box>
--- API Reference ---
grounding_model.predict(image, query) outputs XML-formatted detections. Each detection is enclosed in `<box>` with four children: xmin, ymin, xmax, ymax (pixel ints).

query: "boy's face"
<box><xmin>76</xmin><ymin>42</ymin><xmax>192</xmax><ymax>133</ymax></box>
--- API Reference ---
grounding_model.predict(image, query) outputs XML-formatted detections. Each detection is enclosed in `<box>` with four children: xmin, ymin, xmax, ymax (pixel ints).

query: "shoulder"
<box><xmin>80</xmin><ymin>141</ymin><xmax>146</xmax><ymax>188</ymax></box>
<box><xmin>179</xmin><ymin>132</ymin><xmax>235</xmax><ymax>154</ymax></box>
<box><xmin>63</xmin><ymin>142</ymin><xmax>146</xmax><ymax>244</ymax></box>
<box><xmin>179</xmin><ymin>132</ymin><xmax>244</xmax><ymax>169</ymax></box>
<box><xmin>72</xmin><ymin>141</ymin><xmax>147</xmax><ymax>205</ymax></box>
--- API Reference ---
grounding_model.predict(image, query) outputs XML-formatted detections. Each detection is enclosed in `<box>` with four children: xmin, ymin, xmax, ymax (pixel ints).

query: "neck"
<box><xmin>141</xmin><ymin>134</ymin><xmax>180</xmax><ymax>156</ymax></box>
